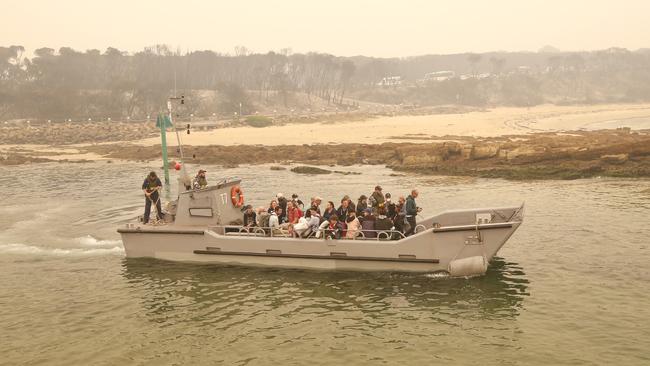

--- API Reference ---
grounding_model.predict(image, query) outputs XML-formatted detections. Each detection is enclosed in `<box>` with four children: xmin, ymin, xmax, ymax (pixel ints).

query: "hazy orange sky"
<box><xmin>2</xmin><ymin>0</ymin><xmax>649</xmax><ymax>57</ymax></box>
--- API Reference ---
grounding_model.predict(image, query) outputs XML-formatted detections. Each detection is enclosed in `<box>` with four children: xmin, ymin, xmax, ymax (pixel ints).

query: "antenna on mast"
<box><xmin>174</xmin><ymin>70</ymin><xmax>177</xmax><ymax>98</ymax></box>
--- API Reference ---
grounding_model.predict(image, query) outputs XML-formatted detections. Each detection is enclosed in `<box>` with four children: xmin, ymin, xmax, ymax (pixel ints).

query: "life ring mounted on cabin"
<box><xmin>231</xmin><ymin>185</ymin><xmax>245</xmax><ymax>207</ymax></box>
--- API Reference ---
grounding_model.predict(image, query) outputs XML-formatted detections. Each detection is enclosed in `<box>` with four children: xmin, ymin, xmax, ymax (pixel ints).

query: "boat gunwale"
<box><xmin>193</xmin><ymin>249</ymin><xmax>440</xmax><ymax>263</ymax></box>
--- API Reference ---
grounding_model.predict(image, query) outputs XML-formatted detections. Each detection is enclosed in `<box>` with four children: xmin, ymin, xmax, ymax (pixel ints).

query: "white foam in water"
<box><xmin>424</xmin><ymin>271</ymin><xmax>450</xmax><ymax>279</ymax></box>
<box><xmin>75</xmin><ymin>235</ymin><xmax>122</xmax><ymax>247</ymax></box>
<box><xmin>0</xmin><ymin>243</ymin><xmax>125</xmax><ymax>256</ymax></box>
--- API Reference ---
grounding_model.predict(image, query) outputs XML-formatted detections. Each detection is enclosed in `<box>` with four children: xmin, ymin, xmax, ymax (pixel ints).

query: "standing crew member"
<box><xmin>142</xmin><ymin>171</ymin><xmax>163</xmax><ymax>224</ymax></box>
<box><xmin>405</xmin><ymin>189</ymin><xmax>422</xmax><ymax>236</ymax></box>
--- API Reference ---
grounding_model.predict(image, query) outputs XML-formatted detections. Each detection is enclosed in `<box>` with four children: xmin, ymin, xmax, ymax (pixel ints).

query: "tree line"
<box><xmin>1</xmin><ymin>45</ymin><xmax>650</xmax><ymax>120</ymax></box>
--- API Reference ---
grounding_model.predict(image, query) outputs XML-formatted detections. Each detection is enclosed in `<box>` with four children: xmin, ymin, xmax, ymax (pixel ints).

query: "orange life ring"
<box><xmin>231</xmin><ymin>185</ymin><xmax>245</xmax><ymax>207</ymax></box>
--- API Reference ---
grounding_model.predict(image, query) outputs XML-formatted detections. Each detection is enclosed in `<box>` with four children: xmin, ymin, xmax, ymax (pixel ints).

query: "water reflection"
<box><xmin>121</xmin><ymin>258</ymin><xmax>529</xmax><ymax>326</ymax></box>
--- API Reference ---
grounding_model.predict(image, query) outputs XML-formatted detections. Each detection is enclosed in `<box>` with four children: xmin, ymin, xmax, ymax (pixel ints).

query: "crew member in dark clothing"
<box><xmin>385</xmin><ymin>193</ymin><xmax>397</xmax><ymax>220</ymax></box>
<box><xmin>405</xmin><ymin>189</ymin><xmax>422</xmax><ymax>236</ymax></box>
<box><xmin>393</xmin><ymin>213</ymin><xmax>407</xmax><ymax>240</ymax></box>
<box><xmin>243</xmin><ymin>205</ymin><xmax>257</xmax><ymax>227</ymax></box>
<box><xmin>142</xmin><ymin>171</ymin><xmax>163</xmax><ymax>224</ymax></box>
<box><xmin>277</xmin><ymin>193</ymin><xmax>288</xmax><ymax>221</ymax></box>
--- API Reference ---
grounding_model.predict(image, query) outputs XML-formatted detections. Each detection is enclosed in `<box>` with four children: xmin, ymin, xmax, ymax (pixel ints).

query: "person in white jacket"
<box><xmin>293</xmin><ymin>216</ymin><xmax>309</xmax><ymax>237</ymax></box>
<box><xmin>268</xmin><ymin>208</ymin><xmax>281</xmax><ymax>236</ymax></box>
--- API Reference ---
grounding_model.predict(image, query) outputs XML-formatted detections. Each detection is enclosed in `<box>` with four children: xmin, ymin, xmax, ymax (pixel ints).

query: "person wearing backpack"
<box><xmin>370</xmin><ymin>185</ymin><xmax>385</xmax><ymax>211</ymax></box>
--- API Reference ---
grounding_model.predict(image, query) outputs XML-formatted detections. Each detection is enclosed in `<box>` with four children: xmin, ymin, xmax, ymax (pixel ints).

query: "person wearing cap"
<box><xmin>142</xmin><ymin>171</ymin><xmax>163</xmax><ymax>224</ymax></box>
<box><xmin>370</xmin><ymin>185</ymin><xmax>385</xmax><ymax>210</ymax></box>
<box><xmin>192</xmin><ymin>169</ymin><xmax>208</xmax><ymax>190</ymax></box>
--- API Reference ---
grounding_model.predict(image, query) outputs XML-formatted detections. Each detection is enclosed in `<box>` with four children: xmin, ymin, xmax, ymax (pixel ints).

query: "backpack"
<box><xmin>259</xmin><ymin>213</ymin><xmax>270</xmax><ymax>228</ymax></box>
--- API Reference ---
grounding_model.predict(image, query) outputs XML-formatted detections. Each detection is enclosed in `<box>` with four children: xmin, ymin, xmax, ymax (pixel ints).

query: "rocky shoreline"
<box><xmin>3</xmin><ymin>127</ymin><xmax>649</xmax><ymax>180</ymax></box>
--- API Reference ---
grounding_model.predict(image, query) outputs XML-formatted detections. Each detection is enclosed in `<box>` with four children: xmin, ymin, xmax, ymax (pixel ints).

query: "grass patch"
<box><xmin>245</xmin><ymin>115</ymin><xmax>273</xmax><ymax>128</ymax></box>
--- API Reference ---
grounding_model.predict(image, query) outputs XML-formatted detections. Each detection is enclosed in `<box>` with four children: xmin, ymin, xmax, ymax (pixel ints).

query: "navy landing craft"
<box><xmin>119</xmin><ymin>178</ymin><xmax>524</xmax><ymax>277</ymax></box>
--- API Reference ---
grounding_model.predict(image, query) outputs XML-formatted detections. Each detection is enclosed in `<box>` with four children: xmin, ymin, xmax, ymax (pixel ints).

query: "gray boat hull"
<box><xmin>119</xmin><ymin>207</ymin><xmax>523</xmax><ymax>276</ymax></box>
<box><xmin>119</xmin><ymin>179</ymin><xmax>524</xmax><ymax>276</ymax></box>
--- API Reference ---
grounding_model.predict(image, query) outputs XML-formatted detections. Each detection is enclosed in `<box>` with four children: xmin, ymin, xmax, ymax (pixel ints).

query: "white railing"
<box><xmin>209</xmin><ymin>225</ymin><xmax>409</xmax><ymax>241</ymax></box>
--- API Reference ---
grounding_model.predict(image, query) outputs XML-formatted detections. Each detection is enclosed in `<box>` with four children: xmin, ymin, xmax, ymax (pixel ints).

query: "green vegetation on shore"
<box><xmin>245</xmin><ymin>116</ymin><xmax>273</xmax><ymax>128</ymax></box>
<box><xmin>3</xmin><ymin>45</ymin><xmax>650</xmax><ymax>122</ymax></box>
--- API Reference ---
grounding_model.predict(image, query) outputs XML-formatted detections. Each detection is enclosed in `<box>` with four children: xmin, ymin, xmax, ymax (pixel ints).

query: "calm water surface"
<box><xmin>1</xmin><ymin>162</ymin><xmax>649</xmax><ymax>365</ymax></box>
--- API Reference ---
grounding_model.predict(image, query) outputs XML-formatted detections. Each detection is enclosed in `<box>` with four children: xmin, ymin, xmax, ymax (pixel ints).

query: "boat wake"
<box><xmin>0</xmin><ymin>243</ymin><xmax>124</xmax><ymax>256</ymax></box>
<box><xmin>74</xmin><ymin>235</ymin><xmax>123</xmax><ymax>247</ymax></box>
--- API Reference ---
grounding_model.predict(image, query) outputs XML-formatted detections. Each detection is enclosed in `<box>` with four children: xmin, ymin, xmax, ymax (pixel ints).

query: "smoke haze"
<box><xmin>2</xmin><ymin>0</ymin><xmax>649</xmax><ymax>57</ymax></box>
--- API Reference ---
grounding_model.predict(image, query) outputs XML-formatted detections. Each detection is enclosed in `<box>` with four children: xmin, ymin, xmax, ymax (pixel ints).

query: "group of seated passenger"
<box><xmin>241</xmin><ymin>185</ymin><xmax>421</xmax><ymax>239</ymax></box>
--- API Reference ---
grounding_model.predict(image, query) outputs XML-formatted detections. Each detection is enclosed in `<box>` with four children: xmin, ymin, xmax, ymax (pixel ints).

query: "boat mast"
<box><xmin>168</xmin><ymin>94</ymin><xmax>190</xmax><ymax>196</ymax></box>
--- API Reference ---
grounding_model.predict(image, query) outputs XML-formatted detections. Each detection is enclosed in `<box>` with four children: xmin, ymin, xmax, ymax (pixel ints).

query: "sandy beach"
<box><xmin>131</xmin><ymin>103</ymin><xmax>650</xmax><ymax>146</ymax></box>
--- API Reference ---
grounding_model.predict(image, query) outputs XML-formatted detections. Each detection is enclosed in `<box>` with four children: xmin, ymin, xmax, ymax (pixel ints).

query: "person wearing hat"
<box><xmin>142</xmin><ymin>171</ymin><xmax>163</xmax><ymax>224</ymax></box>
<box><xmin>192</xmin><ymin>169</ymin><xmax>208</xmax><ymax>190</ymax></box>
<box><xmin>356</xmin><ymin>195</ymin><xmax>369</xmax><ymax>217</ymax></box>
<box><xmin>370</xmin><ymin>185</ymin><xmax>385</xmax><ymax>210</ymax></box>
